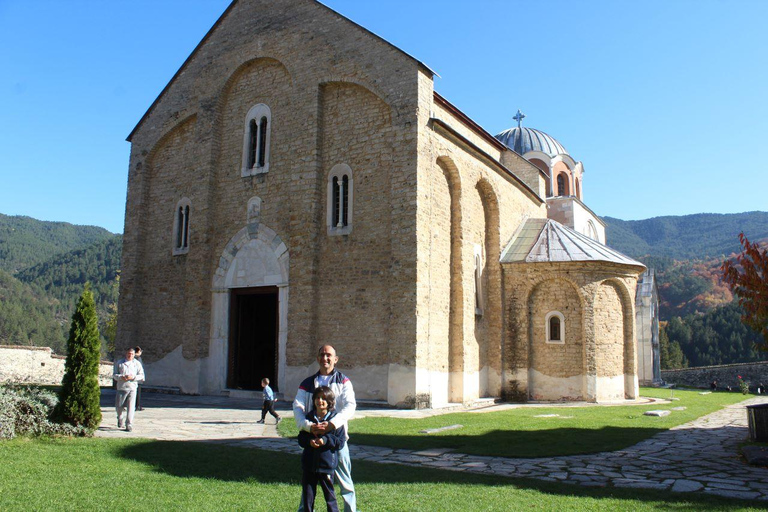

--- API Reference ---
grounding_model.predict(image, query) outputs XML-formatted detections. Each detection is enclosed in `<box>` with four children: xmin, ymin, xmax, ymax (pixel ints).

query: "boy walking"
<box><xmin>257</xmin><ymin>377</ymin><xmax>282</xmax><ymax>424</ymax></box>
<box><xmin>298</xmin><ymin>386</ymin><xmax>345</xmax><ymax>512</ymax></box>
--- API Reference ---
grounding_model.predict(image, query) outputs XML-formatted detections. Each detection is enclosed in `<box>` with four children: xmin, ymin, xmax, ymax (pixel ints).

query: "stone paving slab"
<box><xmin>95</xmin><ymin>390</ymin><xmax>768</xmax><ymax>500</ymax></box>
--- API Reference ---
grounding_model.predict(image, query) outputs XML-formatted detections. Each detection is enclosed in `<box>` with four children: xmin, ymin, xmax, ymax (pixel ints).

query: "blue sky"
<box><xmin>1</xmin><ymin>0</ymin><xmax>766</xmax><ymax>234</ymax></box>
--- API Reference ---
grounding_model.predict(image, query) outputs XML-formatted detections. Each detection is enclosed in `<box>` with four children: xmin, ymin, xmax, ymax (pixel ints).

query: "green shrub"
<box><xmin>55</xmin><ymin>284</ymin><xmax>103</xmax><ymax>429</ymax></box>
<box><xmin>0</xmin><ymin>386</ymin><xmax>89</xmax><ymax>439</ymax></box>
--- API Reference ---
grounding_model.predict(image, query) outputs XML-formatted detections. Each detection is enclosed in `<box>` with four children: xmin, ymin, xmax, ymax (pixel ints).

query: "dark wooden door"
<box><xmin>227</xmin><ymin>287</ymin><xmax>279</xmax><ymax>391</ymax></box>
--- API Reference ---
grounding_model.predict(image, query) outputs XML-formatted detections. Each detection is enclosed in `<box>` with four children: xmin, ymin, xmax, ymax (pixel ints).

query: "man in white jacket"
<box><xmin>113</xmin><ymin>347</ymin><xmax>145</xmax><ymax>432</ymax></box>
<box><xmin>293</xmin><ymin>345</ymin><xmax>357</xmax><ymax>512</ymax></box>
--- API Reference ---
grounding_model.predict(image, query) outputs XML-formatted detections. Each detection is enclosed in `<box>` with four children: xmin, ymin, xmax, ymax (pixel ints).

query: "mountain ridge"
<box><xmin>602</xmin><ymin>211</ymin><xmax>768</xmax><ymax>260</ymax></box>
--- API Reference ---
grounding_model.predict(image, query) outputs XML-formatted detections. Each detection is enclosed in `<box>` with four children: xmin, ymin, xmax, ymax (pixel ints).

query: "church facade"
<box><xmin>116</xmin><ymin>0</ymin><xmax>645</xmax><ymax>407</ymax></box>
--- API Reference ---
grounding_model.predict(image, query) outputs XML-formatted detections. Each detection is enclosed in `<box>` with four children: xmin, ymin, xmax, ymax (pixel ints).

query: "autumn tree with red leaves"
<box><xmin>721</xmin><ymin>233</ymin><xmax>768</xmax><ymax>348</ymax></box>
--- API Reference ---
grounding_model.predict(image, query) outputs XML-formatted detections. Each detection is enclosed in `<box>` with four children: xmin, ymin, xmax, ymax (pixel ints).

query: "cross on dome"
<box><xmin>513</xmin><ymin>109</ymin><xmax>526</xmax><ymax>128</ymax></box>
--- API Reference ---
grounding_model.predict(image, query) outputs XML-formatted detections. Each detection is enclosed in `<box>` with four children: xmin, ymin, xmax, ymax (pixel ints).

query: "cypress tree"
<box><xmin>56</xmin><ymin>283</ymin><xmax>102</xmax><ymax>429</ymax></box>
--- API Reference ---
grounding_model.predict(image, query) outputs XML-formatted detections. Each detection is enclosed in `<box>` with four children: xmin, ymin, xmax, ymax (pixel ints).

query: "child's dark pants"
<box><xmin>302</xmin><ymin>470</ymin><xmax>338</xmax><ymax>512</ymax></box>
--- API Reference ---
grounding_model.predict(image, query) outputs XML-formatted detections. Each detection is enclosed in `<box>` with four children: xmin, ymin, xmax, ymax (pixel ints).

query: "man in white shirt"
<box><xmin>113</xmin><ymin>347</ymin><xmax>145</xmax><ymax>432</ymax></box>
<box><xmin>293</xmin><ymin>345</ymin><xmax>357</xmax><ymax>512</ymax></box>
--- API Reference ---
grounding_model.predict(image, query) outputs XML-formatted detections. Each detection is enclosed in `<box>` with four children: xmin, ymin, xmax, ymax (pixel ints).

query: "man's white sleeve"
<box><xmin>292</xmin><ymin>388</ymin><xmax>313</xmax><ymax>432</ymax></box>
<box><xmin>333</xmin><ymin>379</ymin><xmax>357</xmax><ymax>427</ymax></box>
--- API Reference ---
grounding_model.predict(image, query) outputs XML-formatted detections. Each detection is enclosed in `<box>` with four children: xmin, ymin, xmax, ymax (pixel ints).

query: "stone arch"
<box><xmin>145</xmin><ymin>114</ymin><xmax>198</xmax><ymax>170</ymax></box>
<box><xmin>436</xmin><ymin>156</ymin><xmax>464</xmax><ymax>403</ymax></box>
<box><xmin>208</xmin><ymin>216</ymin><xmax>290</xmax><ymax>394</ymax></box>
<box><xmin>528</xmin><ymin>158</ymin><xmax>552</xmax><ymax>196</ymax></box>
<box><xmin>552</xmin><ymin>161</ymin><xmax>572</xmax><ymax>196</ymax></box>
<box><xmin>592</xmin><ymin>279</ymin><xmax>636</xmax><ymax>400</ymax></box>
<box><xmin>318</xmin><ymin>77</ymin><xmax>394</xmax><ymax>119</ymax></box>
<box><xmin>213</xmin><ymin>57</ymin><xmax>293</xmax><ymax>179</ymax></box>
<box><xmin>212</xmin><ymin>223</ymin><xmax>289</xmax><ymax>290</ymax></box>
<box><xmin>218</xmin><ymin>58</ymin><xmax>293</xmax><ymax>105</ymax></box>
<box><xmin>602</xmin><ymin>278</ymin><xmax>637</xmax><ymax>399</ymax></box>
<box><xmin>526</xmin><ymin>276</ymin><xmax>584</xmax><ymax>401</ymax></box>
<box><xmin>474</xmin><ymin>177</ymin><xmax>502</xmax><ymax>397</ymax></box>
<box><xmin>317</xmin><ymin>81</ymin><xmax>393</xmax><ymax>143</ymax></box>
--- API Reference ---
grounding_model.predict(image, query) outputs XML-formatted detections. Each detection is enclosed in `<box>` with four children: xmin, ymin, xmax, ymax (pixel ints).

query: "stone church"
<box><xmin>116</xmin><ymin>0</ymin><xmax>646</xmax><ymax>407</ymax></box>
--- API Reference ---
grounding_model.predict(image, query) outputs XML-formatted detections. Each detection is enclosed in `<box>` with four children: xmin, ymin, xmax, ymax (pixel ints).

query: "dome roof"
<box><xmin>495</xmin><ymin>126</ymin><xmax>568</xmax><ymax>157</ymax></box>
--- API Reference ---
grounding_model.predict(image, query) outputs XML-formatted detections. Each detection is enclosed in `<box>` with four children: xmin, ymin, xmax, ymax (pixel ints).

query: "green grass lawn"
<box><xmin>0</xmin><ymin>437</ymin><xmax>762</xmax><ymax>511</ymax></box>
<box><xmin>279</xmin><ymin>388</ymin><xmax>750</xmax><ymax>458</ymax></box>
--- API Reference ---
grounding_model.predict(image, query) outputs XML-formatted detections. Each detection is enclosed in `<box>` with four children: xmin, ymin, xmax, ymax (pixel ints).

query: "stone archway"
<box><xmin>207</xmin><ymin>209</ymin><xmax>289</xmax><ymax>395</ymax></box>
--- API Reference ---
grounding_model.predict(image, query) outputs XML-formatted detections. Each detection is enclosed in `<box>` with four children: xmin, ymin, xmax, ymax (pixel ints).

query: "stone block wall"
<box><xmin>661</xmin><ymin>362</ymin><xmax>768</xmax><ymax>390</ymax></box>
<box><xmin>502</xmin><ymin>262</ymin><xmax>641</xmax><ymax>402</ymax></box>
<box><xmin>117</xmin><ymin>0</ymin><xmax>424</xmax><ymax>400</ymax></box>
<box><xmin>414</xmin><ymin>94</ymin><xmax>546</xmax><ymax>405</ymax></box>
<box><xmin>0</xmin><ymin>346</ymin><xmax>113</xmax><ymax>387</ymax></box>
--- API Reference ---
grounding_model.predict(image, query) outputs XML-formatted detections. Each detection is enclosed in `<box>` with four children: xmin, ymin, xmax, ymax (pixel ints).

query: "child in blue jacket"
<box><xmin>298</xmin><ymin>386</ymin><xmax>346</xmax><ymax>512</ymax></box>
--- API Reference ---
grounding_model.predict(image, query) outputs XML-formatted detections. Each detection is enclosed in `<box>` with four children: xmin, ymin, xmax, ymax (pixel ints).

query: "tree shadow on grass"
<box><xmin>118</xmin><ymin>440</ymin><xmax>752</xmax><ymax>510</ymax></box>
<box><xmin>352</xmin><ymin>426</ymin><xmax>668</xmax><ymax>458</ymax></box>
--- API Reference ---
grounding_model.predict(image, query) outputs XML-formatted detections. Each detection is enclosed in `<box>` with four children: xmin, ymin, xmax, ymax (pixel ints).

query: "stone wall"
<box><xmin>118</xmin><ymin>0</ymin><xmax>423</xmax><ymax>399</ymax></box>
<box><xmin>0</xmin><ymin>346</ymin><xmax>113</xmax><ymax>386</ymax></box>
<box><xmin>415</xmin><ymin>92</ymin><xmax>546</xmax><ymax>405</ymax></box>
<box><xmin>502</xmin><ymin>262</ymin><xmax>641</xmax><ymax>402</ymax></box>
<box><xmin>661</xmin><ymin>362</ymin><xmax>768</xmax><ymax>391</ymax></box>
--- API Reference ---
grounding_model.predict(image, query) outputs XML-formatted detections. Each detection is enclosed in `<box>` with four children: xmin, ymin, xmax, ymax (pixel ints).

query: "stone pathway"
<box><xmin>96</xmin><ymin>391</ymin><xmax>768</xmax><ymax>500</ymax></box>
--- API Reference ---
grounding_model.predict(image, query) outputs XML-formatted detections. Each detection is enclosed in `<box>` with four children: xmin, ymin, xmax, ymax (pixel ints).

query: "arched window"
<box><xmin>173</xmin><ymin>198</ymin><xmax>191</xmax><ymax>255</ymax></box>
<box><xmin>327</xmin><ymin>164</ymin><xmax>353</xmax><ymax>235</ymax></box>
<box><xmin>241</xmin><ymin>104</ymin><xmax>271</xmax><ymax>176</ymax></box>
<box><xmin>557</xmin><ymin>173</ymin><xmax>568</xmax><ymax>196</ymax></box>
<box><xmin>545</xmin><ymin>311</ymin><xmax>565</xmax><ymax>344</ymax></box>
<box><xmin>586</xmin><ymin>220</ymin><xmax>598</xmax><ymax>241</ymax></box>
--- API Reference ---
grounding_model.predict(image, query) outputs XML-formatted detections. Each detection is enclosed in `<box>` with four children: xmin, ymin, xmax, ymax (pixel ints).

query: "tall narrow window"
<box><xmin>182</xmin><ymin>205</ymin><xmax>190</xmax><ymax>248</ymax></box>
<box><xmin>176</xmin><ymin>207</ymin><xmax>184</xmax><ymax>249</ymax></box>
<box><xmin>173</xmin><ymin>198</ymin><xmax>191</xmax><ymax>255</ymax></box>
<box><xmin>241</xmin><ymin>104</ymin><xmax>271</xmax><ymax>176</ymax></box>
<box><xmin>545</xmin><ymin>311</ymin><xmax>565</xmax><ymax>344</ymax></box>
<box><xmin>341</xmin><ymin>175</ymin><xmax>349</xmax><ymax>227</ymax></box>
<box><xmin>332</xmin><ymin>176</ymin><xmax>341</xmax><ymax>226</ymax></box>
<box><xmin>549</xmin><ymin>316</ymin><xmax>561</xmax><ymax>341</ymax></box>
<box><xmin>247</xmin><ymin>119</ymin><xmax>258</xmax><ymax>169</ymax></box>
<box><xmin>327</xmin><ymin>164</ymin><xmax>353</xmax><ymax>235</ymax></box>
<box><xmin>557</xmin><ymin>174</ymin><xmax>565</xmax><ymax>196</ymax></box>
<box><xmin>258</xmin><ymin>116</ymin><xmax>268</xmax><ymax>168</ymax></box>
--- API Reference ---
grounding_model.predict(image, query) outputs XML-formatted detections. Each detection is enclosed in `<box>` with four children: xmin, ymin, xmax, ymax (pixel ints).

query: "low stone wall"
<box><xmin>0</xmin><ymin>345</ymin><xmax>113</xmax><ymax>387</ymax></box>
<box><xmin>661</xmin><ymin>361</ymin><xmax>768</xmax><ymax>391</ymax></box>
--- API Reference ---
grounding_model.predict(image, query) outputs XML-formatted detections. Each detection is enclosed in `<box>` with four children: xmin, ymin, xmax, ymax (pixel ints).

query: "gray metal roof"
<box><xmin>501</xmin><ymin>218</ymin><xmax>645</xmax><ymax>269</ymax></box>
<box><xmin>495</xmin><ymin>126</ymin><xmax>569</xmax><ymax>157</ymax></box>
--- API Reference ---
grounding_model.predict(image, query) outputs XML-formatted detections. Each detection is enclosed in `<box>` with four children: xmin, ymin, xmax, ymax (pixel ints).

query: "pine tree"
<box><xmin>55</xmin><ymin>283</ymin><xmax>102</xmax><ymax>429</ymax></box>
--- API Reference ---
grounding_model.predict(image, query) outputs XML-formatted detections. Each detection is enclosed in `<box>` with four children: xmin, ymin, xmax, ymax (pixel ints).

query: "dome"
<box><xmin>495</xmin><ymin>126</ymin><xmax>568</xmax><ymax>157</ymax></box>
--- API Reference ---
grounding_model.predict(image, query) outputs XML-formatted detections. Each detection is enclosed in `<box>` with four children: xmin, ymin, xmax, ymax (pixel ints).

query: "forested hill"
<box><xmin>0</xmin><ymin>213</ymin><xmax>115</xmax><ymax>274</ymax></box>
<box><xmin>0</xmin><ymin>214</ymin><xmax>121</xmax><ymax>355</ymax></box>
<box><xmin>603</xmin><ymin>211</ymin><xmax>768</xmax><ymax>260</ymax></box>
<box><xmin>17</xmin><ymin>235</ymin><xmax>122</xmax><ymax>312</ymax></box>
